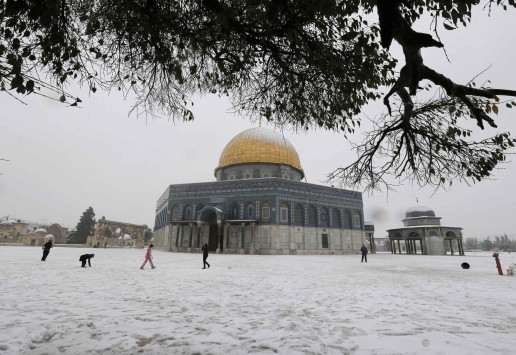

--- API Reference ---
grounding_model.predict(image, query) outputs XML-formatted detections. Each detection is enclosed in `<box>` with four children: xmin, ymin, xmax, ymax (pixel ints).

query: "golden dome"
<box><xmin>217</xmin><ymin>127</ymin><xmax>303</xmax><ymax>172</ymax></box>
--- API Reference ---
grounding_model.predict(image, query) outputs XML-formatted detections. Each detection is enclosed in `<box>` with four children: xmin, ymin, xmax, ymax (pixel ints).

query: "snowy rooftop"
<box><xmin>406</xmin><ymin>206</ymin><xmax>433</xmax><ymax>212</ymax></box>
<box><xmin>405</xmin><ymin>206</ymin><xmax>436</xmax><ymax>218</ymax></box>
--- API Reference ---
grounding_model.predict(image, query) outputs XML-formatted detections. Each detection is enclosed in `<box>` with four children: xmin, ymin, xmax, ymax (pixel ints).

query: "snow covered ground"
<box><xmin>1</xmin><ymin>246</ymin><xmax>515</xmax><ymax>355</ymax></box>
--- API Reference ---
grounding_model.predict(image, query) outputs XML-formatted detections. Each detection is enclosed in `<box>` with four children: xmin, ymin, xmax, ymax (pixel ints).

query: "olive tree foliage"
<box><xmin>1</xmin><ymin>0</ymin><xmax>516</xmax><ymax>190</ymax></box>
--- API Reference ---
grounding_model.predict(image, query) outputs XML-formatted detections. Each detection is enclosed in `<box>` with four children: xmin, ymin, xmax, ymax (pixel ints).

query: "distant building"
<box><xmin>88</xmin><ymin>217</ymin><xmax>146</xmax><ymax>248</ymax></box>
<box><xmin>46</xmin><ymin>223</ymin><xmax>69</xmax><ymax>244</ymax></box>
<box><xmin>387</xmin><ymin>206</ymin><xmax>464</xmax><ymax>255</ymax></box>
<box><xmin>0</xmin><ymin>219</ymin><xmax>29</xmax><ymax>244</ymax></box>
<box><xmin>153</xmin><ymin>127</ymin><xmax>366</xmax><ymax>255</ymax></box>
<box><xmin>0</xmin><ymin>218</ymin><xmax>68</xmax><ymax>246</ymax></box>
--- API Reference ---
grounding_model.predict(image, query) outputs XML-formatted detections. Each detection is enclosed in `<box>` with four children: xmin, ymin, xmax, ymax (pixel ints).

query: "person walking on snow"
<box><xmin>360</xmin><ymin>244</ymin><xmax>368</xmax><ymax>263</ymax></box>
<box><xmin>41</xmin><ymin>240</ymin><xmax>53</xmax><ymax>261</ymax></box>
<box><xmin>140</xmin><ymin>244</ymin><xmax>155</xmax><ymax>269</ymax></box>
<box><xmin>201</xmin><ymin>242</ymin><xmax>210</xmax><ymax>269</ymax></box>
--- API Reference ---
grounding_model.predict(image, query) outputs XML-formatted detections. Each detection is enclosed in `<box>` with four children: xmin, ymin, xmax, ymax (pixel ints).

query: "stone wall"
<box><xmin>0</xmin><ymin>222</ymin><xmax>29</xmax><ymax>243</ymax></box>
<box><xmin>90</xmin><ymin>219</ymin><xmax>146</xmax><ymax>248</ymax></box>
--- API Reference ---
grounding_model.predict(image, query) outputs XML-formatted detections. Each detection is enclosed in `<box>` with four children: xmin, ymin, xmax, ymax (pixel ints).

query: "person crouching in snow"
<box><xmin>79</xmin><ymin>254</ymin><xmax>94</xmax><ymax>267</ymax></box>
<box><xmin>140</xmin><ymin>244</ymin><xmax>155</xmax><ymax>269</ymax></box>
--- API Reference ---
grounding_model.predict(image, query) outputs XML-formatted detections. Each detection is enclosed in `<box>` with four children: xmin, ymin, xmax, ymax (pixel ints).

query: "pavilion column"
<box><xmin>390</xmin><ymin>240</ymin><xmax>395</xmax><ymax>254</ymax></box>
<box><xmin>240</xmin><ymin>223</ymin><xmax>246</xmax><ymax>253</ymax></box>
<box><xmin>167</xmin><ymin>224</ymin><xmax>174</xmax><ymax>251</ymax></box>
<box><xmin>196</xmin><ymin>225</ymin><xmax>201</xmax><ymax>248</ymax></box>
<box><xmin>449</xmin><ymin>240</ymin><xmax>454</xmax><ymax>255</ymax></box>
<box><xmin>175</xmin><ymin>224</ymin><xmax>180</xmax><ymax>249</ymax></box>
<box><xmin>250</xmin><ymin>223</ymin><xmax>256</xmax><ymax>253</ymax></box>
<box><xmin>188</xmin><ymin>223</ymin><xmax>193</xmax><ymax>249</ymax></box>
<box><xmin>459</xmin><ymin>239</ymin><xmax>465</xmax><ymax>256</ymax></box>
<box><xmin>404</xmin><ymin>240</ymin><xmax>409</xmax><ymax>254</ymax></box>
<box><xmin>397</xmin><ymin>240</ymin><xmax>401</xmax><ymax>254</ymax></box>
<box><xmin>420</xmin><ymin>239</ymin><xmax>424</xmax><ymax>255</ymax></box>
<box><xmin>216</xmin><ymin>223</ymin><xmax>222</xmax><ymax>253</ymax></box>
<box><xmin>223</xmin><ymin>223</ymin><xmax>229</xmax><ymax>254</ymax></box>
<box><xmin>179</xmin><ymin>225</ymin><xmax>184</xmax><ymax>249</ymax></box>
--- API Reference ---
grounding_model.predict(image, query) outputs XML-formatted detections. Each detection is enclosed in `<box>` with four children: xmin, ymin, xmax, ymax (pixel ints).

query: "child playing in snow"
<box><xmin>140</xmin><ymin>244</ymin><xmax>155</xmax><ymax>269</ymax></box>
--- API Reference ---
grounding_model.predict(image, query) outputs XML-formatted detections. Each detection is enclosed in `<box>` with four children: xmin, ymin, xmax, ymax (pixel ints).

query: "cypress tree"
<box><xmin>68</xmin><ymin>207</ymin><xmax>96</xmax><ymax>244</ymax></box>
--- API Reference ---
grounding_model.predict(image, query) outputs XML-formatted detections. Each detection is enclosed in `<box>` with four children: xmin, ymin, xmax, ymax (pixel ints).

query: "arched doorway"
<box><xmin>407</xmin><ymin>232</ymin><xmax>423</xmax><ymax>254</ymax></box>
<box><xmin>198</xmin><ymin>207</ymin><xmax>225</xmax><ymax>252</ymax></box>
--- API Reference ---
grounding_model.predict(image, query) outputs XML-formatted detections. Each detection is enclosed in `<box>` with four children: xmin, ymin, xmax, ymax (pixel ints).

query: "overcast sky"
<box><xmin>1</xmin><ymin>7</ymin><xmax>515</xmax><ymax>239</ymax></box>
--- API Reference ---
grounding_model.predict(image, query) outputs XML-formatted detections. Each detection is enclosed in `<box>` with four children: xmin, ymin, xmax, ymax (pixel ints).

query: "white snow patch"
<box><xmin>0</xmin><ymin>247</ymin><xmax>515</xmax><ymax>354</ymax></box>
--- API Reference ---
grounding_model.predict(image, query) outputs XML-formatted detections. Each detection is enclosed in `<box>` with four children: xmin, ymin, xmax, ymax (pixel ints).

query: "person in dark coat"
<box><xmin>201</xmin><ymin>243</ymin><xmax>210</xmax><ymax>269</ymax></box>
<box><xmin>360</xmin><ymin>244</ymin><xmax>368</xmax><ymax>263</ymax></box>
<box><xmin>41</xmin><ymin>240</ymin><xmax>53</xmax><ymax>261</ymax></box>
<box><xmin>79</xmin><ymin>254</ymin><xmax>95</xmax><ymax>267</ymax></box>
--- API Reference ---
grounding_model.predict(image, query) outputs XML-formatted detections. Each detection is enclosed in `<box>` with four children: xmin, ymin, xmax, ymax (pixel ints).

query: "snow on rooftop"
<box><xmin>406</xmin><ymin>205</ymin><xmax>434</xmax><ymax>213</ymax></box>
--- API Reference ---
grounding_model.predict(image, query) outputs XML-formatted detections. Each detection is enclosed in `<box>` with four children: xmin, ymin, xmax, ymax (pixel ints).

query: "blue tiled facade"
<box><xmin>154</xmin><ymin>178</ymin><xmax>366</xmax><ymax>255</ymax></box>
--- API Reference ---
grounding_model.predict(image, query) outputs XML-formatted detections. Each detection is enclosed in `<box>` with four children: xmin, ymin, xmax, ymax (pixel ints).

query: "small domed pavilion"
<box><xmin>387</xmin><ymin>206</ymin><xmax>464</xmax><ymax>255</ymax></box>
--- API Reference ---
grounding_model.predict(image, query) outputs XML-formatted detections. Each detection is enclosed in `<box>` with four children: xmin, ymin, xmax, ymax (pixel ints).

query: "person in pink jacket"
<box><xmin>140</xmin><ymin>244</ymin><xmax>155</xmax><ymax>269</ymax></box>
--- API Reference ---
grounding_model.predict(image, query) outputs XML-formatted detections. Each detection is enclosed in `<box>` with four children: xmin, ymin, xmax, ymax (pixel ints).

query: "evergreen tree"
<box><xmin>464</xmin><ymin>237</ymin><xmax>479</xmax><ymax>250</ymax></box>
<box><xmin>144</xmin><ymin>228</ymin><xmax>153</xmax><ymax>245</ymax></box>
<box><xmin>67</xmin><ymin>207</ymin><xmax>96</xmax><ymax>244</ymax></box>
<box><xmin>479</xmin><ymin>237</ymin><xmax>494</xmax><ymax>251</ymax></box>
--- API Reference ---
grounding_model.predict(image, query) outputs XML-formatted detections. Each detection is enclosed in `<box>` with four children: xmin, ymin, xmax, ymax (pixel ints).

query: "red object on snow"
<box><xmin>492</xmin><ymin>252</ymin><xmax>504</xmax><ymax>276</ymax></box>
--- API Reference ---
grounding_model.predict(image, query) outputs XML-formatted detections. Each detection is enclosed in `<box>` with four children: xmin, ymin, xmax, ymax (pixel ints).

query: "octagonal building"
<box><xmin>153</xmin><ymin>127</ymin><xmax>366</xmax><ymax>254</ymax></box>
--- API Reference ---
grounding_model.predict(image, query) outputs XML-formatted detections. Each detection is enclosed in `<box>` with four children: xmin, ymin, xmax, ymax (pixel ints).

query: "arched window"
<box><xmin>294</xmin><ymin>204</ymin><xmax>304</xmax><ymax>225</ymax></box>
<box><xmin>230</xmin><ymin>203</ymin><xmax>239</xmax><ymax>219</ymax></box>
<box><xmin>245</xmin><ymin>202</ymin><xmax>255</xmax><ymax>219</ymax></box>
<box><xmin>331</xmin><ymin>208</ymin><xmax>341</xmax><ymax>228</ymax></box>
<box><xmin>320</xmin><ymin>207</ymin><xmax>329</xmax><ymax>227</ymax></box>
<box><xmin>446</xmin><ymin>231</ymin><xmax>456</xmax><ymax>237</ymax></box>
<box><xmin>394</xmin><ymin>232</ymin><xmax>402</xmax><ymax>239</ymax></box>
<box><xmin>280</xmin><ymin>201</ymin><xmax>289</xmax><ymax>224</ymax></box>
<box><xmin>261</xmin><ymin>201</ymin><xmax>271</xmax><ymax>222</ymax></box>
<box><xmin>308</xmin><ymin>205</ymin><xmax>317</xmax><ymax>226</ymax></box>
<box><xmin>343</xmin><ymin>209</ymin><xmax>352</xmax><ymax>228</ymax></box>
<box><xmin>429</xmin><ymin>231</ymin><xmax>438</xmax><ymax>236</ymax></box>
<box><xmin>183</xmin><ymin>205</ymin><xmax>193</xmax><ymax>220</ymax></box>
<box><xmin>171</xmin><ymin>205</ymin><xmax>180</xmax><ymax>220</ymax></box>
<box><xmin>352</xmin><ymin>211</ymin><xmax>361</xmax><ymax>229</ymax></box>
